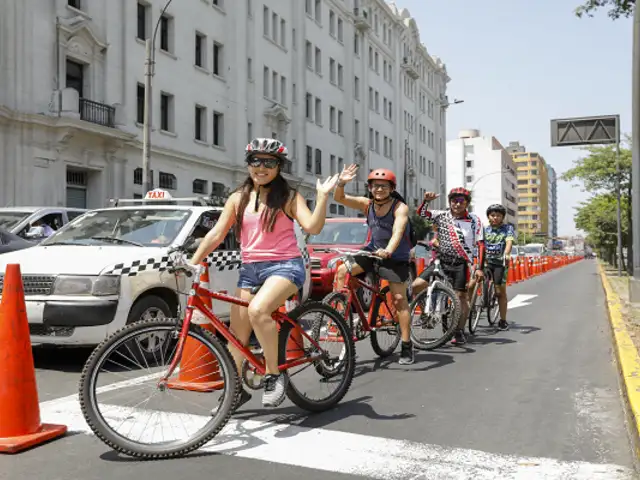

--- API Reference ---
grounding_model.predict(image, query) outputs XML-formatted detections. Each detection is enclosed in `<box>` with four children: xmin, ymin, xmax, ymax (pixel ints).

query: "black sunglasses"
<box><xmin>247</xmin><ymin>156</ymin><xmax>280</xmax><ymax>169</ymax></box>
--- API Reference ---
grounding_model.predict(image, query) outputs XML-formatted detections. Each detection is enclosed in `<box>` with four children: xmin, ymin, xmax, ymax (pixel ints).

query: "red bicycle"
<box><xmin>318</xmin><ymin>249</ymin><xmax>401</xmax><ymax>377</ymax></box>
<box><xmin>78</xmin><ymin>245</ymin><xmax>355</xmax><ymax>459</ymax></box>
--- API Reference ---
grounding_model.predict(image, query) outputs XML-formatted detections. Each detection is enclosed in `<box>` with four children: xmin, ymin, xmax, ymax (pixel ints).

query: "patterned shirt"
<box><xmin>417</xmin><ymin>201</ymin><xmax>484</xmax><ymax>266</ymax></box>
<box><xmin>484</xmin><ymin>223</ymin><xmax>515</xmax><ymax>265</ymax></box>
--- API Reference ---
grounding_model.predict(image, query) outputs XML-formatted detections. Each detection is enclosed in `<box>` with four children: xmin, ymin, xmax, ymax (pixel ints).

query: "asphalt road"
<box><xmin>1</xmin><ymin>260</ymin><xmax>637</xmax><ymax>479</ymax></box>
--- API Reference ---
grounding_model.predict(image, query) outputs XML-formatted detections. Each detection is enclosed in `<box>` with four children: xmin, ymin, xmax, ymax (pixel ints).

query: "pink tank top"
<box><xmin>240</xmin><ymin>209</ymin><xmax>301</xmax><ymax>263</ymax></box>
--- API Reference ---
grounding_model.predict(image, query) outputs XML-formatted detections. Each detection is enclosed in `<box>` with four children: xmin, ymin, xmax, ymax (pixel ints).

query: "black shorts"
<box><xmin>486</xmin><ymin>262</ymin><xmax>508</xmax><ymax>286</ymax></box>
<box><xmin>419</xmin><ymin>261</ymin><xmax>469</xmax><ymax>292</ymax></box>
<box><xmin>353</xmin><ymin>255</ymin><xmax>411</xmax><ymax>284</ymax></box>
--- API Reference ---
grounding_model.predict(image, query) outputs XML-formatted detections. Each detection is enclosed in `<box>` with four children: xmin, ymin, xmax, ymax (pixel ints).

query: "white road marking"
<box><xmin>40</xmin><ymin>397</ymin><xmax>634</xmax><ymax>480</ymax></box>
<box><xmin>507</xmin><ymin>294</ymin><xmax>539</xmax><ymax>310</ymax></box>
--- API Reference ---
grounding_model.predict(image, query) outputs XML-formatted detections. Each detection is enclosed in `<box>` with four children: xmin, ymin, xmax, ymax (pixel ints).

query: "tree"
<box><xmin>411</xmin><ymin>214</ymin><xmax>431</xmax><ymax>241</ymax></box>
<box><xmin>575</xmin><ymin>0</ymin><xmax>635</xmax><ymax>19</ymax></box>
<box><xmin>561</xmin><ymin>139</ymin><xmax>632</xmax><ymax>270</ymax></box>
<box><xmin>574</xmin><ymin>193</ymin><xmax>630</xmax><ymax>263</ymax></box>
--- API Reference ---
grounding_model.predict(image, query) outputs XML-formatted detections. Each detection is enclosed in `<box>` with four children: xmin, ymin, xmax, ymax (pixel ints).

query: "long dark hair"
<box><xmin>234</xmin><ymin>171</ymin><xmax>295</xmax><ymax>239</ymax></box>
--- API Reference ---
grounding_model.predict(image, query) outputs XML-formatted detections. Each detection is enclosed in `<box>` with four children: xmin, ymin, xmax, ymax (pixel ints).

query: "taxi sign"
<box><xmin>145</xmin><ymin>189</ymin><xmax>173</xmax><ymax>200</ymax></box>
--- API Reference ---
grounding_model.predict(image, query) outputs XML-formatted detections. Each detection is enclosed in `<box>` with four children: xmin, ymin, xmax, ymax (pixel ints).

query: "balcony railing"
<box><xmin>79</xmin><ymin>98</ymin><xmax>115</xmax><ymax>128</ymax></box>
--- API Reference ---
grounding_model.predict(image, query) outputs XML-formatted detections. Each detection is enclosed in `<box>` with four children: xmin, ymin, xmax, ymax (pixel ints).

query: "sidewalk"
<box><xmin>598</xmin><ymin>261</ymin><xmax>640</xmax><ymax>459</ymax></box>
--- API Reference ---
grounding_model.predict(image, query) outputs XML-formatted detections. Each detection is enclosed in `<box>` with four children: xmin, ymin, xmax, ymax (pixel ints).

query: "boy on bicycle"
<box><xmin>331</xmin><ymin>164</ymin><xmax>415</xmax><ymax>365</ymax></box>
<box><xmin>483</xmin><ymin>204</ymin><xmax>514</xmax><ymax>331</ymax></box>
<box><xmin>411</xmin><ymin>188</ymin><xmax>484</xmax><ymax>345</ymax></box>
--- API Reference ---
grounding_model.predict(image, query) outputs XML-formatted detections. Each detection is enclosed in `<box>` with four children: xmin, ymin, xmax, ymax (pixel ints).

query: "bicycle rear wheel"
<box><xmin>78</xmin><ymin>317</ymin><xmax>239</xmax><ymax>459</ymax></box>
<box><xmin>279</xmin><ymin>301</ymin><xmax>356</xmax><ymax>413</ymax></box>
<box><xmin>468</xmin><ymin>282</ymin><xmax>483</xmax><ymax>335</ymax></box>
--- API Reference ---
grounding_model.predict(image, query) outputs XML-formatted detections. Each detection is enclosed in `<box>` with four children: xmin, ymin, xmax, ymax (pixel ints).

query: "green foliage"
<box><xmin>410</xmin><ymin>214</ymin><xmax>431</xmax><ymax>241</ymax></box>
<box><xmin>575</xmin><ymin>0</ymin><xmax>635</xmax><ymax>19</ymax></box>
<box><xmin>574</xmin><ymin>193</ymin><xmax>629</xmax><ymax>250</ymax></box>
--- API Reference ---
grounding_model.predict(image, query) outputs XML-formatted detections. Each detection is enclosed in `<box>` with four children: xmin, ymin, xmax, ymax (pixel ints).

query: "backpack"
<box><xmin>366</xmin><ymin>199</ymin><xmax>419</xmax><ymax>249</ymax></box>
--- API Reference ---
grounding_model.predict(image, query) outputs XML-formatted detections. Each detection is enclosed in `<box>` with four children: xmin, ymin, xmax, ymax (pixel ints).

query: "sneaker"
<box><xmin>497</xmin><ymin>319</ymin><xmax>509</xmax><ymax>331</ymax></box>
<box><xmin>262</xmin><ymin>374</ymin><xmax>287</xmax><ymax>408</ymax></box>
<box><xmin>451</xmin><ymin>330</ymin><xmax>466</xmax><ymax>345</ymax></box>
<box><xmin>398</xmin><ymin>341</ymin><xmax>415</xmax><ymax>365</ymax></box>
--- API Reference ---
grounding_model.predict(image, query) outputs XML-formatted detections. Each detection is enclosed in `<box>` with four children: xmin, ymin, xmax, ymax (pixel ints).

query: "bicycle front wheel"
<box><xmin>78</xmin><ymin>317</ymin><xmax>240</xmax><ymax>459</ymax></box>
<box><xmin>410</xmin><ymin>281</ymin><xmax>461</xmax><ymax>350</ymax></box>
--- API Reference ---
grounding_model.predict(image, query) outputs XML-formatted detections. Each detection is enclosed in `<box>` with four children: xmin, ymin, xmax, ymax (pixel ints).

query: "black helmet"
<box><xmin>486</xmin><ymin>203</ymin><xmax>506</xmax><ymax>216</ymax></box>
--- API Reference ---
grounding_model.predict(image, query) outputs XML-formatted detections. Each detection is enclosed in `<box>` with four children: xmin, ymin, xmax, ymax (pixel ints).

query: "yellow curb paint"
<box><xmin>598</xmin><ymin>263</ymin><xmax>640</xmax><ymax>458</ymax></box>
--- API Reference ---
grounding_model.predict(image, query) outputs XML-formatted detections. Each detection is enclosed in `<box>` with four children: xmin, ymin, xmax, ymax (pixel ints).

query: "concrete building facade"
<box><xmin>445</xmin><ymin>129</ymin><xmax>518</xmax><ymax>226</ymax></box>
<box><xmin>0</xmin><ymin>0</ymin><xmax>451</xmax><ymax>216</ymax></box>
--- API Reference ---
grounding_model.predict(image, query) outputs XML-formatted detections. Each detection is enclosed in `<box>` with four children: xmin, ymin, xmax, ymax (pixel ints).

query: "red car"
<box><xmin>307</xmin><ymin>217</ymin><xmax>417</xmax><ymax>301</ymax></box>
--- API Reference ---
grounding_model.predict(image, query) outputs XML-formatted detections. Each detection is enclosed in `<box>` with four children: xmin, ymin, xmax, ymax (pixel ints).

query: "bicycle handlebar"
<box><xmin>329</xmin><ymin>248</ymin><xmax>383</xmax><ymax>260</ymax></box>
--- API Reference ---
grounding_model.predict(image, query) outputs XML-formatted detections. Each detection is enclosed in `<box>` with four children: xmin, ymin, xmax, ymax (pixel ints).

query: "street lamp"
<box><xmin>403</xmin><ymin>97</ymin><xmax>464</xmax><ymax>205</ymax></box>
<box><xmin>142</xmin><ymin>0</ymin><xmax>176</xmax><ymax>194</ymax></box>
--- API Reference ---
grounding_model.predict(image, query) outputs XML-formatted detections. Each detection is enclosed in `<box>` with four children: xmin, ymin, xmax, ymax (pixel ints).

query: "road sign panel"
<box><xmin>550</xmin><ymin>115</ymin><xmax>619</xmax><ymax>147</ymax></box>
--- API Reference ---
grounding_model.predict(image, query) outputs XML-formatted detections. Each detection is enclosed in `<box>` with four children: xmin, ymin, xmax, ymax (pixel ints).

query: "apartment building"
<box><xmin>445</xmin><ymin>129</ymin><xmax>518</xmax><ymax>226</ymax></box>
<box><xmin>506</xmin><ymin>141</ymin><xmax>550</xmax><ymax>240</ymax></box>
<box><xmin>0</xmin><ymin>0</ymin><xmax>451</xmax><ymax>215</ymax></box>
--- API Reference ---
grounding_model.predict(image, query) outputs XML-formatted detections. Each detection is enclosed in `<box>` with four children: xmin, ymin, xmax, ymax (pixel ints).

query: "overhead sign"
<box><xmin>550</xmin><ymin>114</ymin><xmax>619</xmax><ymax>147</ymax></box>
<box><xmin>145</xmin><ymin>189</ymin><xmax>173</xmax><ymax>200</ymax></box>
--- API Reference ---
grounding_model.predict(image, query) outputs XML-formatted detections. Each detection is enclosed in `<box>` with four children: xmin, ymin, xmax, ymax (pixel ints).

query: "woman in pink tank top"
<box><xmin>190</xmin><ymin>138</ymin><xmax>338</xmax><ymax>409</ymax></box>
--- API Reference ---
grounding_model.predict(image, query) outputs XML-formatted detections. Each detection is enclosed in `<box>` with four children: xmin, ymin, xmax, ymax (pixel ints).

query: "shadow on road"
<box><xmin>33</xmin><ymin>346</ymin><xmax>93</xmax><ymax>373</ymax></box>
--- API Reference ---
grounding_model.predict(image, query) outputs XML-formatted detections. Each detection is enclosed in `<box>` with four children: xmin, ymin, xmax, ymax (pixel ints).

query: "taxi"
<box><xmin>0</xmin><ymin>189</ymin><xmax>311</xmax><ymax>354</ymax></box>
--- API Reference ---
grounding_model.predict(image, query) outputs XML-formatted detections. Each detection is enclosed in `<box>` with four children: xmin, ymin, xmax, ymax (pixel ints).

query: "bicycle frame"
<box><xmin>337</xmin><ymin>260</ymin><xmax>398</xmax><ymax>331</ymax></box>
<box><xmin>158</xmin><ymin>277</ymin><xmax>326</xmax><ymax>386</ymax></box>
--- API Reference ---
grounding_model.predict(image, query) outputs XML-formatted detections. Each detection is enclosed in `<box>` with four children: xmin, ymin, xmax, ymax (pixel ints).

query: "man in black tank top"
<box><xmin>331</xmin><ymin>164</ymin><xmax>415</xmax><ymax>365</ymax></box>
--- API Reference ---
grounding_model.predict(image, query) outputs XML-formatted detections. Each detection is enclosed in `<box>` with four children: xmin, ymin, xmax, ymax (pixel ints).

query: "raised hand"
<box><xmin>338</xmin><ymin>164</ymin><xmax>359</xmax><ymax>185</ymax></box>
<box><xmin>423</xmin><ymin>192</ymin><xmax>439</xmax><ymax>202</ymax></box>
<box><xmin>316</xmin><ymin>174</ymin><xmax>340</xmax><ymax>195</ymax></box>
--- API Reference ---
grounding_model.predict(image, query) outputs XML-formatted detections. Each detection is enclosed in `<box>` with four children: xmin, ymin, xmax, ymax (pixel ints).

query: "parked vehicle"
<box><xmin>0</xmin><ymin>227</ymin><xmax>35</xmax><ymax>255</ymax></box>
<box><xmin>0</xmin><ymin>207</ymin><xmax>87</xmax><ymax>240</ymax></box>
<box><xmin>0</xmin><ymin>189</ymin><xmax>311</xmax><ymax>350</ymax></box>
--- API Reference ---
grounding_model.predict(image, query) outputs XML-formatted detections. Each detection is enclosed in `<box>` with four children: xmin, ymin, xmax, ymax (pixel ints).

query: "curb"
<box><xmin>597</xmin><ymin>262</ymin><xmax>640</xmax><ymax>459</ymax></box>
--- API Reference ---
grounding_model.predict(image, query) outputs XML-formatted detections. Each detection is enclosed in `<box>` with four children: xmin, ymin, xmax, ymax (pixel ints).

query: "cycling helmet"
<box><xmin>448</xmin><ymin>187</ymin><xmax>471</xmax><ymax>201</ymax></box>
<box><xmin>367</xmin><ymin>168</ymin><xmax>397</xmax><ymax>187</ymax></box>
<box><xmin>245</xmin><ymin>137</ymin><xmax>289</xmax><ymax>161</ymax></box>
<box><xmin>486</xmin><ymin>203</ymin><xmax>507</xmax><ymax>216</ymax></box>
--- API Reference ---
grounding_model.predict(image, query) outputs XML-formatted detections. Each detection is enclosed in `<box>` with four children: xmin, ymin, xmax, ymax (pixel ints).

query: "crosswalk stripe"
<box><xmin>40</xmin><ymin>397</ymin><xmax>634</xmax><ymax>479</ymax></box>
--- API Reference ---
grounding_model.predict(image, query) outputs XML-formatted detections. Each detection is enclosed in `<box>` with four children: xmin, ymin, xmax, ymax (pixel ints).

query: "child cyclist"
<box><xmin>483</xmin><ymin>204</ymin><xmax>514</xmax><ymax>331</ymax></box>
<box><xmin>189</xmin><ymin>138</ymin><xmax>338</xmax><ymax>408</ymax></box>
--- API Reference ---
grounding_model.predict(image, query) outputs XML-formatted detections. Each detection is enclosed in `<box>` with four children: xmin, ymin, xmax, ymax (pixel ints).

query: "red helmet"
<box><xmin>448</xmin><ymin>187</ymin><xmax>471</xmax><ymax>201</ymax></box>
<box><xmin>367</xmin><ymin>169</ymin><xmax>397</xmax><ymax>187</ymax></box>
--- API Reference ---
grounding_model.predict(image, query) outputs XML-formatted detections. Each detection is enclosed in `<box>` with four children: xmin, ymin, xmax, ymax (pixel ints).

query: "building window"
<box><xmin>136</xmin><ymin>83</ymin><xmax>145</xmax><ymax>123</ymax></box>
<box><xmin>137</xmin><ymin>2</ymin><xmax>149</xmax><ymax>40</ymax></box>
<box><xmin>193</xmin><ymin>179</ymin><xmax>208</xmax><ymax>194</ymax></box>
<box><xmin>159</xmin><ymin>172</ymin><xmax>177</xmax><ymax>190</ymax></box>
<box><xmin>315</xmin><ymin>148</ymin><xmax>322</xmax><ymax>175</ymax></box>
<box><xmin>160</xmin><ymin>92</ymin><xmax>173</xmax><ymax>132</ymax></box>
<box><xmin>306</xmin><ymin>93</ymin><xmax>312</xmax><ymax>120</ymax></box>
<box><xmin>195</xmin><ymin>105</ymin><xmax>206</xmax><ymax>141</ymax></box>
<box><xmin>213</xmin><ymin>42</ymin><xmax>223</xmax><ymax>76</ymax></box>
<box><xmin>68</xmin><ymin>0</ymin><xmax>81</xmax><ymax>9</ymax></box>
<box><xmin>213</xmin><ymin>112</ymin><xmax>224</xmax><ymax>147</ymax></box>
<box><xmin>263</xmin><ymin>66</ymin><xmax>269</xmax><ymax>96</ymax></box>
<box><xmin>159</xmin><ymin>14</ymin><xmax>173</xmax><ymax>53</ymax></box>
<box><xmin>195</xmin><ymin>32</ymin><xmax>205</xmax><ymax>68</ymax></box>
<box><xmin>306</xmin><ymin>145</ymin><xmax>313</xmax><ymax>172</ymax></box>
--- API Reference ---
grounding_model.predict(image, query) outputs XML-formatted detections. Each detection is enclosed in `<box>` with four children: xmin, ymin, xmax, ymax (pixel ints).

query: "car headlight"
<box><xmin>52</xmin><ymin>275</ymin><xmax>121</xmax><ymax>296</ymax></box>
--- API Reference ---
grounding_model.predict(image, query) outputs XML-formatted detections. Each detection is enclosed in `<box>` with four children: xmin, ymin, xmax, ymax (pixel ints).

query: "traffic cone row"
<box><xmin>505</xmin><ymin>254</ymin><xmax>582</xmax><ymax>286</ymax></box>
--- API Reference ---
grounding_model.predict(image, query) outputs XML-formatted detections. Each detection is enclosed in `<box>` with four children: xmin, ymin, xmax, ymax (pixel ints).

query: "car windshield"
<box><xmin>41</xmin><ymin>209</ymin><xmax>192</xmax><ymax>247</ymax></box>
<box><xmin>0</xmin><ymin>212</ymin><xmax>31</xmax><ymax>230</ymax></box>
<box><xmin>308</xmin><ymin>221</ymin><xmax>368</xmax><ymax>245</ymax></box>
<box><xmin>522</xmin><ymin>245</ymin><xmax>544</xmax><ymax>254</ymax></box>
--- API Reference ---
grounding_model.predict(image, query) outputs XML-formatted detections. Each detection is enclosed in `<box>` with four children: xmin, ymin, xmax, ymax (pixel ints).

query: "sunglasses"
<box><xmin>247</xmin><ymin>156</ymin><xmax>280</xmax><ymax>169</ymax></box>
<box><xmin>450</xmin><ymin>197</ymin><xmax>467</xmax><ymax>204</ymax></box>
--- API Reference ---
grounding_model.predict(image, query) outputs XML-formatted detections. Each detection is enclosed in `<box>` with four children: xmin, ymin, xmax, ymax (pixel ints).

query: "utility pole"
<box><xmin>141</xmin><ymin>0</ymin><xmax>176</xmax><ymax>195</ymax></box>
<box><xmin>631</xmin><ymin>3</ymin><xmax>640</xmax><ymax>299</ymax></box>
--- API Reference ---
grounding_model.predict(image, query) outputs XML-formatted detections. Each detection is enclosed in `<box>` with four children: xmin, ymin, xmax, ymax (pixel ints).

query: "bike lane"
<box><xmin>0</xmin><ymin>260</ymin><xmax>636</xmax><ymax>480</ymax></box>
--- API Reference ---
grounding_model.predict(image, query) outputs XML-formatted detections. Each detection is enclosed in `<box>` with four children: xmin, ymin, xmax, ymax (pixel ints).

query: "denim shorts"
<box><xmin>238</xmin><ymin>257</ymin><xmax>306</xmax><ymax>291</ymax></box>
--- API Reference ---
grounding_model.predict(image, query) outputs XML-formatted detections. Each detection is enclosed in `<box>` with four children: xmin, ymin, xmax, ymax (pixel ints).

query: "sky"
<box><xmin>399</xmin><ymin>0</ymin><xmax>633</xmax><ymax>236</ymax></box>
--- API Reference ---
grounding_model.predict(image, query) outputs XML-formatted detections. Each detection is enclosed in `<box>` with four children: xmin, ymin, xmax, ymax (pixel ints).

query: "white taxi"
<box><xmin>0</xmin><ymin>189</ymin><xmax>311</xmax><ymax>349</ymax></box>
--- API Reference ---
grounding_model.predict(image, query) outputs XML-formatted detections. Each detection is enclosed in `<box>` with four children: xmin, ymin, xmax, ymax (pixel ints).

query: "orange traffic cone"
<box><xmin>167</xmin><ymin>263</ymin><xmax>224</xmax><ymax>392</ymax></box>
<box><xmin>281</xmin><ymin>292</ymin><xmax>306</xmax><ymax>361</ymax></box>
<box><xmin>0</xmin><ymin>264</ymin><xmax>67</xmax><ymax>453</ymax></box>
